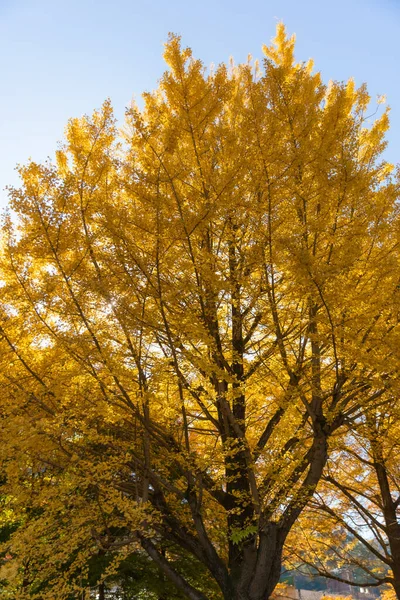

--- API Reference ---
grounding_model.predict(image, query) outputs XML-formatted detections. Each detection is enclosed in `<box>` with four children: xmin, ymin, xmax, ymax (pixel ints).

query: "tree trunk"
<box><xmin>224</xmin><ymin>525</ymin><xmax>284</xmax><ymax>600</ymax></box>
<box><xmin>392</xmin><ymin>581</ymin><xmax>400</xmax><ymax>600</ymax></box>
<box><xmin>391</xmin><ymin>538</ymin><xmax>400</xmax><ymax>600</ymax></box>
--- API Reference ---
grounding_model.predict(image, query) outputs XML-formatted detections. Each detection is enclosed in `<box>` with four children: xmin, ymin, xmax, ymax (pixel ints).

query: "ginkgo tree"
<box><xmin>0</xmin><ymin>23</ymin><xmax>399</xmax><ymax>600</ymax></box>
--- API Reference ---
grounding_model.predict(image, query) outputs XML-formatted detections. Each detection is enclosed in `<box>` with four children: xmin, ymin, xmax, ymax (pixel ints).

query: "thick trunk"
<box><xmin>393</xmin><ymin>581</ymin><xmax>400</xmax><ymax>600</ymax></box>
<box><xmin>225</xmin><ymin>525</ymin><xmax>284</xmax><ymax>600</ymax></box>
<box><xmin>391</xmin><ymin>543</ymin><xmax>400</xmax><ymax>600</ymax></box>
<box><xmin>229</xmin><ymin>554</ymin><xmax>283</xmax><ymax>600</ymax></box>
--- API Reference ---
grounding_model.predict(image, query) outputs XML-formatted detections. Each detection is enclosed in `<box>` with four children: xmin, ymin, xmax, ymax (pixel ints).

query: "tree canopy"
<box><xmin>0</xmin><ymin>23</ymin><xmax>399</xmax><ymax>600</ymax></box>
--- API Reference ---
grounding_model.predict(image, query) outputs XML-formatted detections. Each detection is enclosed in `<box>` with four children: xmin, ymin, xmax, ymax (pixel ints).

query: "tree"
<box><xmin>287</xmin><ymin>399</ymin><xmax>400</xmax><ymax>598</ymax></box>
<box><xmin>0</xmin><ymin>23</ymin><xmax>399</xmax><ymax>600</ymax></box>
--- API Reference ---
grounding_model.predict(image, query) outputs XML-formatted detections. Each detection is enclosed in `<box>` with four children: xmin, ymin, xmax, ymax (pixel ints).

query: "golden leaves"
<box><xmin>0</xmin><ymin>21</ymin><xmax>399</xmax><ymax>598</ymax></box>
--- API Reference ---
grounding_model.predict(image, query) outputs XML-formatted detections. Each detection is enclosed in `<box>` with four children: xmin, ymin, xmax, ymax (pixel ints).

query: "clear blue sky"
<box><xmin>1</xmin><ymin>0</ymin><xmax>399</xmax><ymax>206</ymax></box>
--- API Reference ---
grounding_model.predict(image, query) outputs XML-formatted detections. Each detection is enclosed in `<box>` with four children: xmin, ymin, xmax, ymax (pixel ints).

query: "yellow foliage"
<box><xmin>0</xmin><ymin>23</ymin><xmax>399</xmax><ymax>600</ymax></box>
<box><xmin>381</xmin><ymin>589</ymin><xmax>397</xmax><ymax>600</ymax></box>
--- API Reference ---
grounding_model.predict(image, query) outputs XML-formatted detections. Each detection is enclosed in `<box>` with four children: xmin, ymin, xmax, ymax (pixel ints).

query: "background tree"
<box><xmin>287</xmin><ymin>398</ymin><xmax>400</xmax><ymax>598</ymax></box>
<box><xmin>0</xmin><ymin>23</ymin><xmax>399</xmax><ymax>600</ymax></box>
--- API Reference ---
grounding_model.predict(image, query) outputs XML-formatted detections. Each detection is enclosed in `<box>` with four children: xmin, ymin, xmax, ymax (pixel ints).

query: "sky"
<box><xmin>1</xmin><ymin>0</ymin><xmax>399</xmax><ymax>206</ymax></box>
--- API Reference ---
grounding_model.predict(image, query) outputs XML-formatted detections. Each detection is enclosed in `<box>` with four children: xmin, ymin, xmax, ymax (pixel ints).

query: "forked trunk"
<box><xmin>226</xmin><ymin>525</ymin><xmax>284</xmax><ymax>600</ymax></box>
